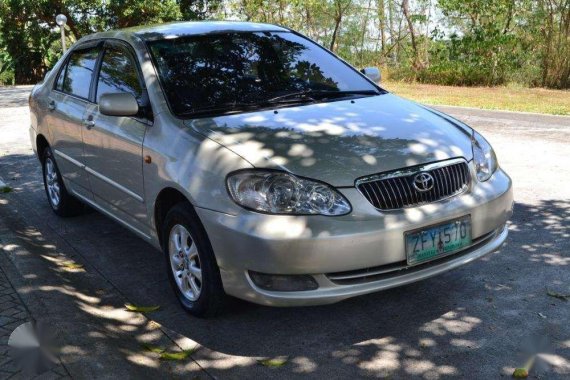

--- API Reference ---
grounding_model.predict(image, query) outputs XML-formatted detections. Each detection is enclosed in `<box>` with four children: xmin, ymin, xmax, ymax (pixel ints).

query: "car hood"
<box><xmin>185</xmin><ymin>94</ymin><xmax>473</xmax><ymax>186</ymax></box>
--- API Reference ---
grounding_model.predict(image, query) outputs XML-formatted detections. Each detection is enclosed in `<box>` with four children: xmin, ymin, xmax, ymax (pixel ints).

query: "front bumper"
<box><xmin>196</xmin><ymin>166</ymin><xmax>513</xmax><ymax>306</ymax></box>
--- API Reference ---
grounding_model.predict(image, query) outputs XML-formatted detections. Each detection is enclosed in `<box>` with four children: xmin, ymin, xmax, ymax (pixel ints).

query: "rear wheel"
<box><xmin>162</xmin><ymin>202</ymin><xmax>225</xmax><ymax>317</ymax></box>
<box><xmin>42</xmin><ymin>147</ymin><xmax>83</xmax><ymax>217</ymax></box>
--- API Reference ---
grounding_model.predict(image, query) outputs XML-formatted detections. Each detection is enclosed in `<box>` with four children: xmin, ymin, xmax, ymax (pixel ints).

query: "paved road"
<box><xmin>0</xmin><ymin>256</ymin><xmax>70</xmax><ymax>379</ymax></box>
<box><xmin>0</xmin><ymin>86</ymin><xmax>568</xmax><ymax>379</ymax></box>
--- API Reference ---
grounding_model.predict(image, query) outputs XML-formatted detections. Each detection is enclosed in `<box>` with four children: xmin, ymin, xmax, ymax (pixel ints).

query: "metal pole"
<box><xmin>56</xmin><ymin>14</ymin><xmax>67</xmax><ymax>54</ymax></box>
<box><xmin>60</xmin><ymin>26</ymin><xmax>66</xmax><ymax>53</ymax></box>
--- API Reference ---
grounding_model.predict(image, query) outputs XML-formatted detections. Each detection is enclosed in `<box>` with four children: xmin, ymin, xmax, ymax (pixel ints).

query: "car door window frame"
<box><xmin>93</xmin><ymin>39</ymin><xmax>153</xmax><ymax>125</ymax></box>
<box><xmin>52</xmin><ymin>40</ymin><xmax>104</xmax><ymax>104</ymax></box>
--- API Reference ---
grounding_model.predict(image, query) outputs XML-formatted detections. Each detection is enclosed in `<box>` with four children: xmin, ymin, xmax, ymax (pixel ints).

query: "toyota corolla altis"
<box><xmin>29</xmin><ymin>22</ymin><xmax>513</xmax><ymax>316</ymax></box>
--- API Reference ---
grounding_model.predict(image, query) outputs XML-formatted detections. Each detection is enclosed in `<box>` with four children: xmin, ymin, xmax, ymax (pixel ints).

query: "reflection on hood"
<box><xmin>187</xmin><ymin>94</ymin><xmax>473</xmax><ymax>186</ymax></box>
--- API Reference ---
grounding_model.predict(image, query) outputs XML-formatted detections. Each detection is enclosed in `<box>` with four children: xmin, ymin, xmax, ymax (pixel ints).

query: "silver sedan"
<box><xmin>29</xmin><ymin>22</ymin><xmax>513</xmax><ymax>317</ymax></box>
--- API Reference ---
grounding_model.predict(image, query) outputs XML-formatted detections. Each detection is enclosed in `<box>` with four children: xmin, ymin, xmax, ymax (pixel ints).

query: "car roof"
<box><xmin>79</xmin><ymin>21</ymin><xmax>290</xmax><ymax>43</ymax></box>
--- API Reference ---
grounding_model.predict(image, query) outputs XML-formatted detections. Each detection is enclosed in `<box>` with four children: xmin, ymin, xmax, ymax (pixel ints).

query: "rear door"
<box><xmin>82</xmin><ymin>40</ymin><xmax>151</xmax><ymax>234</ymax></box>
<box><xmin>48</xmin><ymin>42</ymin><xmax>102</xmax><ymax>200</ymax></box>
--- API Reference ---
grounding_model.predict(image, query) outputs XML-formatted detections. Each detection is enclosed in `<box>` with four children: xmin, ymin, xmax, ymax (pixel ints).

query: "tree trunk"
<box><xmin>329</xmin><ymin>1</ymin><xmax>352</xmax><ymax>52</ymax></box>
<box><xmin>330</xmin><ymin>16</ymin><xmax>342</xmax><ymax>52</ymax></box>
<box><xmin>388</xmin><ymin>0</ymin><xmax>397</xmax><ymax>63</ymax></box>
<box><xmin>401</xmin><ymin>0</ymin><xmax>420</xmax><ymax>69</ymax></box>
<box><xmin>378</xmin><ymin>0</ymin><xmax>386</xmax><ymax>56</ymax></box>
<box><xmin>424</xmin><ymin>0</ymin><xmax>431</xmax><ymax>66</ymax></box>
<box><xmin>360</xmin><ymin>0</ymin><xmax>372</xmax><ymax>63</ymax></box>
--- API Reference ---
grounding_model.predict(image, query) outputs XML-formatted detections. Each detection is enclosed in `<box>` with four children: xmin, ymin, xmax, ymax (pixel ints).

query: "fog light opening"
<box><xmin>249</xmin><ymin>271</ymin><xmax>319</xmax><ymax>292</ymax></box>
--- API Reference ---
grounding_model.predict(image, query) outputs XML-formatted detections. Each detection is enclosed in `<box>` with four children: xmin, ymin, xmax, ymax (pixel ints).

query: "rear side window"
<box><xmin>58</xmin><ymin>47</ymin><xmax>100</xmax><ymax>99</ymax></box>
<box><xmin>54</xmin><ymin>66</ymin><xmax>65</xmax><ymax>90</ymax></box>
<box><xmin>96</xmin><ymin>45</ymin><xmax>142</xmax><ymax>103</ymax></box>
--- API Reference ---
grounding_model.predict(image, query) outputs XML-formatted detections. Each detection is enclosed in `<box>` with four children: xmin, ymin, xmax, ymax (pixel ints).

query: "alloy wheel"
<box><xmin>168</xmin><ymin>224</ymin><xmax>203</xmax><ymax>301</ymax></box>
<box><xmin>45</xmin><ymin>158</ymin><xmax>61</xmax><ymax>207</ymax></box>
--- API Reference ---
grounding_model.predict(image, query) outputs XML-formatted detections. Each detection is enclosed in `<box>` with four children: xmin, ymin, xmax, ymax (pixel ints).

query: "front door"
<box><xmin>82</xmin><ymin>40</ymin><xmax>151</xmax><ymax>234</ymax></box>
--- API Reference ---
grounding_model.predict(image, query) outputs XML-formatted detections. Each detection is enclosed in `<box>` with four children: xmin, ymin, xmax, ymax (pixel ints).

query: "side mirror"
<box><xmin>99</xmin><ymin>92</ymin><xmax>139</xmax><ymax>117</ymax></box>
<box><xmin>361</xmin><ymin>67</ymin><xmax>381</xmax><ymax>83</ymax></box>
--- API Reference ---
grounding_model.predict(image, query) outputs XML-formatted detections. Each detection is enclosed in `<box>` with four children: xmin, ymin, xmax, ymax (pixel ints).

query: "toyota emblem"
<box><xmin>413</xmin><ymin>172</ymin><xmax>435</xmax><ymax>192</ymax></box>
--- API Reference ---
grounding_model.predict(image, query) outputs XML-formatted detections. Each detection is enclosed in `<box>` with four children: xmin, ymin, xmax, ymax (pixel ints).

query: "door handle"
<box><xmin>48</xmin><ymin>100</ymin><xmax>56</xmax><ymax>111</ymax></box>
<box><xmin>82</xmin><ymin>115</ymin><xmax>95</xmax><ymax>130</ymax></box>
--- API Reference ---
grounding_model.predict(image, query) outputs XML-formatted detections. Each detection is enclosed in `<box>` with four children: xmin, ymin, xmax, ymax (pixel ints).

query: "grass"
<box><xmin>381</xmin><ymin>81</ymin><xmax>570</xmax><ymax>116</ymax></box>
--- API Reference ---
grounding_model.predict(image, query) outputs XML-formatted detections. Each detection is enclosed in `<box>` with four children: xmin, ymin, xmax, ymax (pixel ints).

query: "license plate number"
<box><xmin>405</xmin><ymin>216</ymin><xmax>472</xmax><ymax>266</ymax></box>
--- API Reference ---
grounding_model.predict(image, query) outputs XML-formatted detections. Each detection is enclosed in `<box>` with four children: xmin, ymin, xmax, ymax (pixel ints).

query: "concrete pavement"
<box><xmin>0</xmin><ymin>257</ymin><xmax>69</xmax><ymax>379</ymax></box>
<box><xmin>0</xmin><ymin>86</ymin><xmax>568</xmax><ymax>379</ymax></box>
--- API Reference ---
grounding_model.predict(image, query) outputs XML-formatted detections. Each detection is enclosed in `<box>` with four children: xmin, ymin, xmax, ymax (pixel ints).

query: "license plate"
<box><xmin>405</xmin><ymin>216</ymin><xmax>472</xmax><ymax>266</ymax></box>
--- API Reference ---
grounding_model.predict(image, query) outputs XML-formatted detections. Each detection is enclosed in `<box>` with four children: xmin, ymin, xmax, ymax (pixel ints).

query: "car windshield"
<box><xmin>147</xmin><ymin>31</ymin><xmax>381</xmax><ymax>117</ymax></box>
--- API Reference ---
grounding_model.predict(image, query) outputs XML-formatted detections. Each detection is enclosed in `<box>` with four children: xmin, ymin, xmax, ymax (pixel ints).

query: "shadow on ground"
<box><xmin>0</xmin><ymin>150</ymin><xmax>568</xmax><ymax>379</ymax></box>
<box><xmin>0</xmin><ymin>86</ymin><xmax>34</xmax><ymax>108</ymax></box>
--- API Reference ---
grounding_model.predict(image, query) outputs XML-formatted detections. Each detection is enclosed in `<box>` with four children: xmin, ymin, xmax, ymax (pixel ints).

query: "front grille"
<box><xmin>356</xmin><ymin>159</ymin><xmax>470</xmax><ymax>210</ymax></box>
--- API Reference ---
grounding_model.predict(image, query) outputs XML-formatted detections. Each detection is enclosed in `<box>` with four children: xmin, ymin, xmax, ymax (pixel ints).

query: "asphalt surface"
<box><xmin>0</xmin><ymin>86</ymin><xmax>568</xmax><ymax>379</ymax></box>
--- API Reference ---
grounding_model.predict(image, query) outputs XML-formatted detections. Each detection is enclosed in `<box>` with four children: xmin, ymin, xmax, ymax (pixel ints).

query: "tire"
<box><xmin>42</xmin><ymin>147</ymin><xmax>83</xmax><ymax>217</ymax></box>
<box><xmin>162</xmin><ymin>202</ymin><xmax>225</xmax><ymax>317</ymax></box>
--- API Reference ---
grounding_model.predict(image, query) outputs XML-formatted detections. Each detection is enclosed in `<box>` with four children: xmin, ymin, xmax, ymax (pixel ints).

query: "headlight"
<box><xmin>226</xmin><ymin>170</ymin><xmax>351</xmax><ymax>216</ymax></box>
<box><xmin>471</xmin><ymin>131</ymin><xmax>498</xmax><ymax>182</ymax></box>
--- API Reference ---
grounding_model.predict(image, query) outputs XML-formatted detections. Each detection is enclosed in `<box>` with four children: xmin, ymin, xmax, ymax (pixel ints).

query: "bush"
<box><xmin>0</xmin><ymin>69</ymin><xmax>14</xmax><ymax>86</ymax></box>
<box><xmin>385</xmin><ymin>64</ymin><xmax>505</xmax><ymax>87</ymax></box>
<box><xmin>416</xmin><ymin>63</ymin><xmax>507</xmax><ymax>87</ymax></box>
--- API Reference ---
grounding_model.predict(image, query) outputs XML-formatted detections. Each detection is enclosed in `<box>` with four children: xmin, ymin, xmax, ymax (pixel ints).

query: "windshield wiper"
<box><xmin>184</xmin><ymin>94</ymin><xmax>316</xmax><ymax>117</ymax></box>
<box><xmin>179</xmin><ymin>89</ymin><xmax>382</xmax><ymax>118</ymax></box>
<box><xmin>267</xmin><ymin>89</ymin><xmax>380</xmax><ymax>103</ymax></box>
<box><xmin>267</xmin><ymin>90</ymin><xmax>315</xmax><ymax>102</ymax></box>
<box><xmin>181</xmin><ymin>101</ymin><xmax>261</xmax><ymax>117</ymax></box>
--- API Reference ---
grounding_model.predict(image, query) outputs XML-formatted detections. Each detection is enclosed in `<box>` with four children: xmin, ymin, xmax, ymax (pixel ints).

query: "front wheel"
<box><xmin>162</xmin><ymin>202</ymin><xmax>225</xmax><ymax>317</ymax></box>
<box><xmin>42</xmin><ymin>147</ymin><xmax>83</xmax><ymax>217</ymax></box>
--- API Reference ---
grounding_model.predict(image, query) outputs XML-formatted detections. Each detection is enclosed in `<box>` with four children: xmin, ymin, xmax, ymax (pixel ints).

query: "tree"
<box><xmin>0</xmin><ymin>1</ymin><xmax>61</xmax><ymax>84</ymax></box>
<box><xmin>0</xmin><ymin>0</ymin><xmax>188</xmax><ymax>84</ymax></box>
<box><xmin>401</xmin><ymin>0</ymin><xmax>420</xmax><ymax>69</ymax></box>
<box><xmin>178</xmin><ymin>0</ymin><xmax>221</xmax><ymax>20</ymax></box>
<box><xmin>106</xmin><ymin>1</ymin><xmax>182</xmax><ymax>29</ymax></box>
<box><xmin>377</xmin><ymin>0</ymin><xmax>386</xmax><ymax>55</ymax></box>
<box><xmin>533</xmin><ymin>0</ymin><xmax>570</xmax><ymax>88</ymax></box>
<box><xmin>328</xmin><ymin>0</ymin><xmax>352</xmax><ymax>52</ymax></box>
<box><xmin>0</xmin><ymin>0</ymin><xmax>569</xmax><ymax>88</ymax></box>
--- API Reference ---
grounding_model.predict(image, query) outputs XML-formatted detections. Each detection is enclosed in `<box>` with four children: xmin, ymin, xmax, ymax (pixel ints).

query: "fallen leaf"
<box><xmin>62</xmin><ymin>261</ymin><xmax>84</xmax><ymax>270</ymax></box>
<box><xmin>160</xmin><ymin>349</ymin><xmax>196</xmax><ymax>361</ymax></box>
<box><xmin>512</xmin><ymin>368</ymin><xmax>528</xmax><ymax>378</ymax></box>
<box><xmin>546</xmin><ymin>289</ymin><xmax>570</xmax><ymax>301</ymax></box>
<box><xmin>257</xmin><ymin>357</ymin><xmax>288</xmax><ymax>368</ymax></box>
<box><xmin>513</xmin><ymin>355</ymin><xmax>535</xmax><ymax>378</ymax></box>
<box><xmin>125</xmin><ymin>303</ymin><xmax>160</xmax><ymax>313</ymax></box>
<box><xmin>149</xmin><ymin>320</ymin><xmax>161</xmax><ymax>329</ymax></box>
<box><xmin>142</xmin><ymin>344</ymin><xmax>165</xmax><ymax>354</ymax></box>
<box><xmin>0</xmin><ymin>186</ymin><xmax>12</xmax><ymax>193</ymax></box>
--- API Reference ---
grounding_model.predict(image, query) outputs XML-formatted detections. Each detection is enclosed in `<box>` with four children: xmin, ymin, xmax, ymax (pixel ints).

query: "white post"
<box><xmin>55</xmin><ymin>14</ymin><xmax>68</xmax><ymax>53</ymax></box>
<box><xmin>60</xmin><ymin>26</ymin><xmax>66</xmax><ymax>53</ymax></box>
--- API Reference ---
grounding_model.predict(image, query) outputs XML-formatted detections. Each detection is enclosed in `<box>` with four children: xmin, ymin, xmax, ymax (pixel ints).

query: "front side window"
<box><xmin>96</xmin><ymin>45</ymin><xmax>142</xmax><ymax>103</ymax></box>
<box><xmin>60</xmin><ymin>47</ymin><xmax>99</xmax><ymax>99</ymax></box>
<box><xmin>148</xmin><ymin>31</ymin><xmax>379</xmax><ymax>117</ymax></box>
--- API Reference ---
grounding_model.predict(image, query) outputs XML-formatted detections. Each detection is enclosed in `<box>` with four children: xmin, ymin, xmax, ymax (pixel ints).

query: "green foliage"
<box><xmin>0</xmin><ymin>0</ymin><xmax>568</xmax><ymax>88</ymax></box>
<box><xmin>225</xmin><ymin>0</ymin><xmax>570</xmax><ymax>89</ymax></box>
<box><xmin>179</xmin><ymin>0</ymin><xmax>221</xmax><ymax>20</ymax></box>
<box><xmin>0</xmin><ymin>0</ymin><xmax>217</xmax><ymax>84</ymax></box>
<box><xmin>106</xmin><ymin>1</ymin><xmax>182</xmax><ymax>28</ymax></box>
<box><xmin>0</xmin><ymin>21</ymin><xmax>14</xmax><ymax>85</ymax></box>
